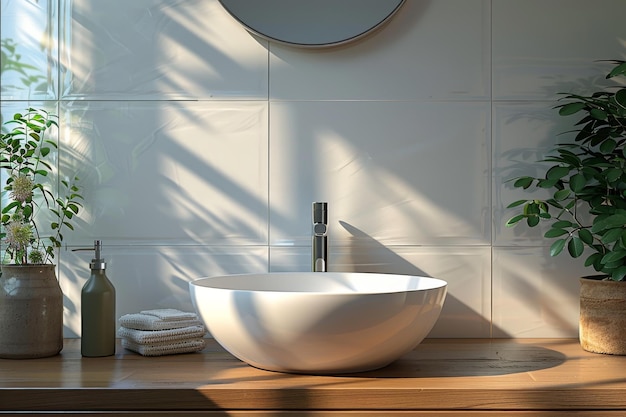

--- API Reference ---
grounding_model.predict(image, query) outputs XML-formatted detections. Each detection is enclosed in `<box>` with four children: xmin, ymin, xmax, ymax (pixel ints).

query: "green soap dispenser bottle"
<box><xmin>80</xmin><ymin>240</ymin><xmax>116</xmax><ymax>357</ymax></box>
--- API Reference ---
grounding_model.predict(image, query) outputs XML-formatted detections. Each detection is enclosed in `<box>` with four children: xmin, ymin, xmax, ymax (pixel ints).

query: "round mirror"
<box><xmin>218</xmin><ymin>0</ymin><xmax>406</xmax><ymax>48</ymax></box>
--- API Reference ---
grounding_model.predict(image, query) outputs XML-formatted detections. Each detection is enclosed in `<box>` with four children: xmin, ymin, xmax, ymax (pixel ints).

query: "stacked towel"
<box><xmin>117</xmin><ymin>309</ymin><xmax>207</xmax><ymax>356</ymax></box>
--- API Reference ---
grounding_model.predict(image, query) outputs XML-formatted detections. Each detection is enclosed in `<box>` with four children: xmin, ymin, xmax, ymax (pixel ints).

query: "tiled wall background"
<box><xmin>1</xmin><ymin>0</ymin><xmax>625</xmax><ymax>338</ymax></box>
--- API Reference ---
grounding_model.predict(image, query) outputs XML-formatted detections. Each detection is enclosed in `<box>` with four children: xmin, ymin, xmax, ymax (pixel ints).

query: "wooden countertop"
<box><xmin>1</xmin><ymin>338</ymin><xmax>626</xmax><ymax>414</ymax></box>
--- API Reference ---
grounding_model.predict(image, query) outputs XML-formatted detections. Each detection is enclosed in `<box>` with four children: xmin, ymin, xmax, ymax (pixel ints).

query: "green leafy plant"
<box><xmin>506</xmin><ymin>59</ymin><xmax>626</xmax><ymax>281</ymax></box>
<box><xmin>0</xmin><ymin>108</ymin><xmax>83</xmax><ymax>264</ymax></box>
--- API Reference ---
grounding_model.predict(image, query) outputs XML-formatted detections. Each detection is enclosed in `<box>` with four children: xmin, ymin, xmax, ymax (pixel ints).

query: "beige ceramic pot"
<box><xmin>0</xmin><ymin>264</ymin><xmax>63</xmax><ymax>358</ymax></box>
<box><xmin>579</xmin><ymin>275</ymin><xmax>626</xmax><ymax>355</ymax></box>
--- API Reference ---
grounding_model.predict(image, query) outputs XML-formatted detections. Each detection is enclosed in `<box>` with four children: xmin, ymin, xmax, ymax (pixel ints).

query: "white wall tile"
<box><xmin>493</xmin><ymin>0</ymin><xmax>626</xmax><ymax>100</ymax></box>
<box><xmin>270</xmin><ymin>245</ymin><xmax>492</xmax><ymax>338</ymax></box>
<box><xmin>269</xmin><ymin>246</ymin><xmax>311</xmax><ymax>272</ymax></box>
<box><xmin>60</xmin><ymin>101</ymin><xmax>268</xmax><ymax>246</ymax></box>
<box><xmin>59</xmin><ymin>245</ymin><xmax>268</xmax><ymax>337</ymax></box>
<box><xmin>270</xmin><ymin>0</ymin><xmax>490</xmax><ymax>100</ymax></box>
<box><xmin>0</xmin><ymin>0</ymin><xmax>57</xmax><ymax>100</ymax></box>
<box><xmin>60</xmin><ymin>0</ymin><xmax>268</xmax><ymax>100</ymax></box>
<box><xmin>269</xmin><ymin>101</ymin><xmax>490</xmax><ymax>247</ymax></box>
<box><xmin>492</xmin><ymin>247</ymin><xmax>587</xmax><ymax>338</ymax></box>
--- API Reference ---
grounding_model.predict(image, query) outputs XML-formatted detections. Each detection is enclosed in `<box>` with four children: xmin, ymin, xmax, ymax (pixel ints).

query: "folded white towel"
<box><xmin>119</xmin><ymin>311</ymin><xmax>202</xmax><ymax>331</ymax></box>
<box><xmin>121</xmin><ymin>338</ymin><xmax>206</xmax><ymax>356</ymax></box>
<box><xmin>117</xmin><ymin>325</ymin><xmax>206</xmax><ymax>344</ymax></box>
<box><xmin>140</xmin><ymin>308</ymin><xmax>197</xmax><ymax>321</ymax></box>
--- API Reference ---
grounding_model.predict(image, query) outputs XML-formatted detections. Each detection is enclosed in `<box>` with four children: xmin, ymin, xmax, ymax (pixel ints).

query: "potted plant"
<box><xmin>0</xmin><ymin>108</ymin><xmax>83</xmax><ymax>358</ymax></box>
<box><xmin>505</xmin><ymin>58</ymin><xmax>626</xmax><ymax>355</ymax></box>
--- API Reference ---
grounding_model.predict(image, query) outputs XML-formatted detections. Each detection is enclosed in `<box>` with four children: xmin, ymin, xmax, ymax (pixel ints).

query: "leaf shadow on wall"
<box><xmin>494</xmin><ymin>73</ymin><xmax>609</xmax><ymax>339</ymax></box>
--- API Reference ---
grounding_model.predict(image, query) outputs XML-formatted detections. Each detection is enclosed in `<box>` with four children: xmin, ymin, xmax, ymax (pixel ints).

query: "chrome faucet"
<box><xmin>312</xmin><ymin>202</ymin><xmax>328</xmax><ymax>272</ymax></box>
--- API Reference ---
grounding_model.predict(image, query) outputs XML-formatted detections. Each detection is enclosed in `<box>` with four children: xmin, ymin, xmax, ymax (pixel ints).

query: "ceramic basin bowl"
<box><xmin>189</xmin><ymin>272</ymin><xmax>447</xmax><ymax>374</ymax></box>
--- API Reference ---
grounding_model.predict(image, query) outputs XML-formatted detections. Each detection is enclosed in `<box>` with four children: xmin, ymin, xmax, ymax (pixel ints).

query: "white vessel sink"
<box><xmin>189</xmin><ymin>272</ymin><xmax>447</xmax><ymax>374</ymax></box>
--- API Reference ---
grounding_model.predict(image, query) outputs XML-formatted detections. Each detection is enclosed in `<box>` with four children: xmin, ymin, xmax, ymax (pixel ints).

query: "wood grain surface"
<box><xmin>1</xmin><ymin>338</ymin><xmax>625</xmax><ymax>415</ymax></box>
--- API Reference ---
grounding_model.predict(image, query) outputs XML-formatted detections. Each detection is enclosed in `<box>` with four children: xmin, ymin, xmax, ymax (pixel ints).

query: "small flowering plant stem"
<box><xmin>0</xmin><ymin>108</ymin><xmax>83</xmax><ymax>264</ymax></box>
<box><xmin>505</xmin><ymin>59</ymin><xmax>626</xmax><ymax>281</ymax></box>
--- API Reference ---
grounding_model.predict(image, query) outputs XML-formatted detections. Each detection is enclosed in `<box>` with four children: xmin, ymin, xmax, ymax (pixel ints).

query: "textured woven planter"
<box><xmin>0</xmin><ymin>264</ymin><xmax>63</xmax><ymax>359</ymax></box>
<box><xmin>579</xmin><ymin>276</ymin><xmax>626</xmax><ymax>355</ymax></box>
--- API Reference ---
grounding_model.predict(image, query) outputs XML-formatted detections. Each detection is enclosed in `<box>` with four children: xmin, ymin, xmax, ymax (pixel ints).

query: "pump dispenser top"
<box><xmin>90</xmin><ymin>240</ymin><xmax>106</xmax><ymax>270</ymax></box>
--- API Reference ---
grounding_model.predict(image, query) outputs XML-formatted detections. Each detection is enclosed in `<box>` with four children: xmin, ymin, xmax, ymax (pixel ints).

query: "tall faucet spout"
<box><xmin>312</xmin><ymin>202</ymin><xmax>328</xmax><ymax>272</ymax></box>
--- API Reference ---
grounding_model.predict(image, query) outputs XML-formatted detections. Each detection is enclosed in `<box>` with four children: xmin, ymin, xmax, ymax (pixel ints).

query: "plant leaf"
<box><xmin>558</xmin><ymin>102</ymin><xmax>586</xmax><ymax>116</ymax></box>
<box><xmin>550</xmin><ymin>239</ymin><xmax>567</xmax><ymax>257</ymax></box>
<box><xmin>607</xmin><ymin>61</ymin><xmax>626</xmax><ymax>79</ymax></box>
<box><xmin>601</xmin><ymin>250</ymin><xmax>626</xmax><ymax>265</ymax></box>
<box><xmin>506</xmin><ymin>199</ymin><xmax>527</xmax><ymax>209</ymax></box>
<box><xmin>538</xmin><ymin>178</ymin><xmax>559</xmax><ymax>188</ymax></box>
<box><xmin>553</xmin><ymin>220</ymin><xmax>575</xmax><ymax>228</ymax></box>
<box><xmin>546</xmin><ymin>166</ymin><xmax>570</xmax><ymax>180</ymax></box>
<box><xmin>567</xmin><ymin>236</ymin><xmax>584</xmax><ymax>258</ymax></box>
<box><xmin>513</xmin><ymin>177</ymin><xmax>534</xmax><ymax>189</ymax></box>
<box><xmin>527</xmin><ymin>215</ymin><xmax>540</xmax><ymax>227</ymax></box>
<box><xmin>615</xmin><ymin>88</ymin><xmax>626</xmax><ymax>109</ymax></box>
<box><xmin>592</xmin><ymin>213</ymin><xmax>626</xmax><ymax>232</ymax></box>
<box><xmin>553</xmin><ymin>189</ymin><xmax>571</xmax><ymax>201</ymax></box>
<box><xmin>601</xmin><ymin>227</ymin><xmax>624</xmax><ymax>244</ymax></box>
<box><xmin>585</xmin><ymin>252</ymin><xmax>601</xmax><ymax>267</ymax></box>
<box><xmin>1</xmin><ymin>201</ymin><xmax>20</xmax><ymax>213</ymax></box>
<box><xmin>611</xmin><ymin>266</ymin><xmax>626</xmax><ymax>281</ymax></box>
<box><xmin>578</xmin><ymin>228</ymin><xmax>594</xmax><ymax>245</ymax></box>
<box><xmin>590</xmin><ymin>108</ymin><xmax>608</xmax><ymax>120</ymax></box>
<box><xmin>599</xmin><ymin>138</ymin><xmax>617</xmax><ymax>153</ymax></box>
<box><xmin>569</xmin><ymin>173</ymin><xmax>587</xmax><ymax>192</ymax></box>
<box><xmin>605</xmin><ymin>168</ymin><xmax>622</xmax><ymax>183</ymax></box>
<box><xmin>505</xmin><ymin>214</ymin><xmax>525</xmax><ymax>227</ymax></box>
<box><xmin>544</xmin><ymin>228</ymin><xmax>569</xmax><ymax>238</ymax></box>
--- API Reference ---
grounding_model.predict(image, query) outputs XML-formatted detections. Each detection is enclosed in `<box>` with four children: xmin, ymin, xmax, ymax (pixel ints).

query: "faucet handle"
<box><xmin>313</xmin><ymin>222</ymin><xmax>327</xmax><ymax>236</ymax></box>
<box><xmin>312</xmin><ymin>202</ymin><xmax>328</xmax><ymax>224</ymax></box>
